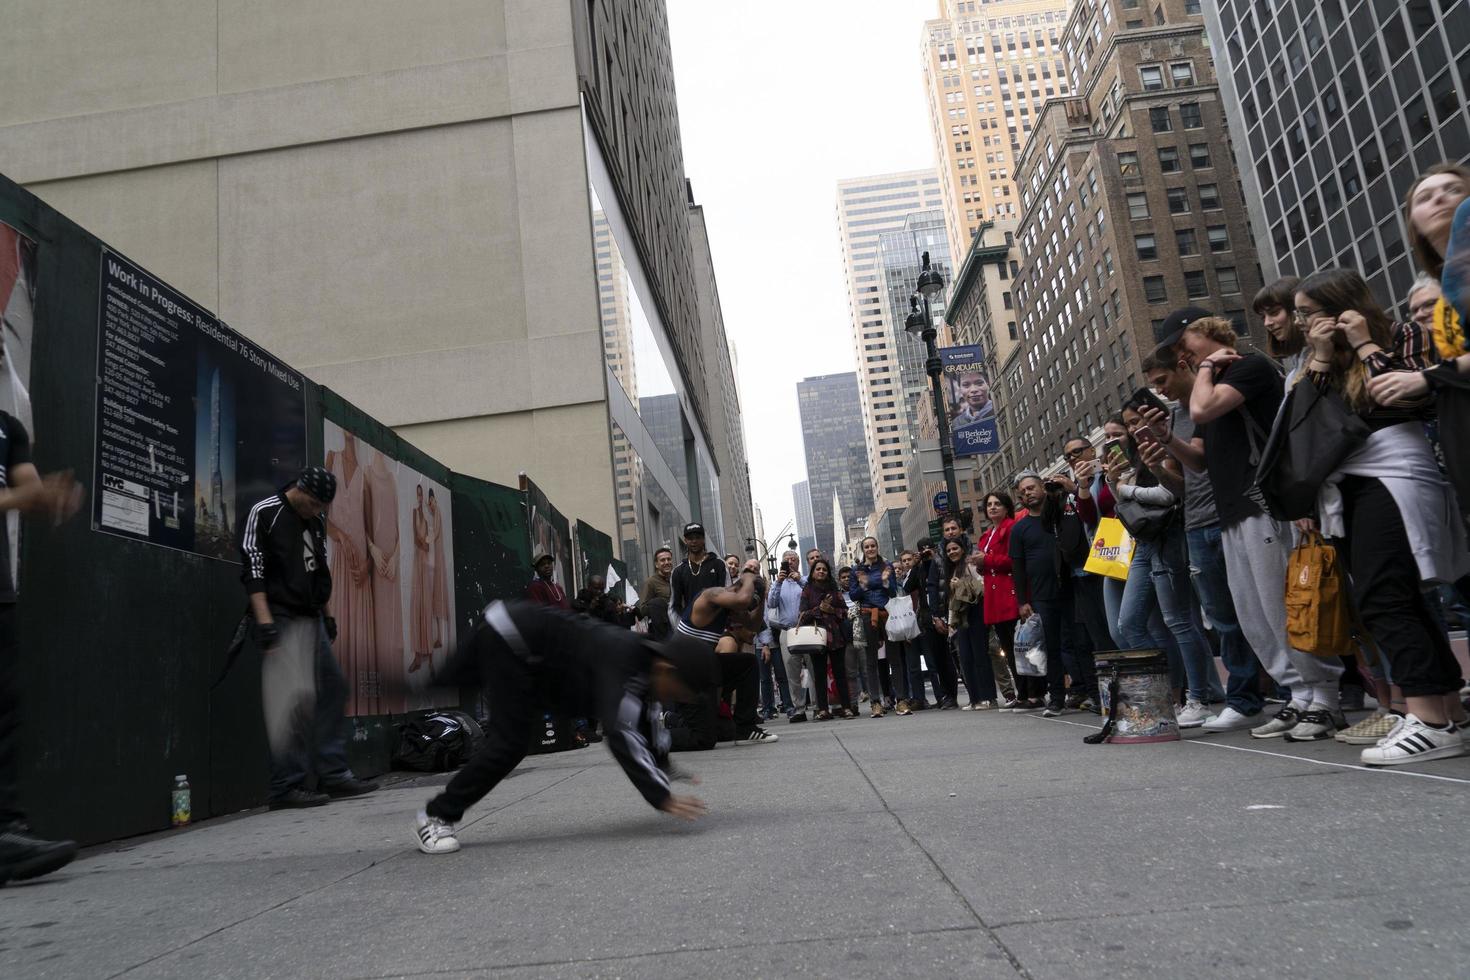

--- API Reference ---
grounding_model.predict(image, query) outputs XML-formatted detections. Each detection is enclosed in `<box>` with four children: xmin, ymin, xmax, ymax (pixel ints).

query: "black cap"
<box><xmin>296</xmin><ymin>466</ymin><xmax>337</xmax><ymax>504</ymax></box>
<box><xmin>1152</xmin><ymin>306</ymin><xmax>1215</xmax><ymax>355</ymax></box>
<box><xmin>682</xmin><ymin>522</ymin><xmax>705</xmax><ymax>538</ymax></box>
<box><xmin>654</xmin><ymin>635</ymin><xmax>720</xmax><ymax>691</ymax></box>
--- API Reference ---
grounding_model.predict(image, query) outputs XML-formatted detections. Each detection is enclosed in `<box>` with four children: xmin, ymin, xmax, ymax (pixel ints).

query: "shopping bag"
<box><xmin>885</xmin><ymin>595</ymin><xmax>921</xmax><ymax>641</ymax></box>
<box><xmin>1284</xmin><ymin>531</ymin><xmax>1353</xmax><ymax>656</ymax></box>
<box><xmin>1013</xmin><ymin>613</ymin><xmax>1045</xmax><ymax>676</ymax></box>
<box><xmin>1083</xmin><ymin>517</ymin><xmax>1135</xmax><ymax>581</ymax></box>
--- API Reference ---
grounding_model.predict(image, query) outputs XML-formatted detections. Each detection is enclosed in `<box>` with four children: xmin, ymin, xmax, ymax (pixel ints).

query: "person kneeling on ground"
<box><xmin>668</xmin><ymin>559</ymin><xmax>779</xmax><ymax>748</ymax></box>
<box><xmin>413</xmin><ymin>601</ymin><xmax>716</xmax><ymax>854</ymax></box>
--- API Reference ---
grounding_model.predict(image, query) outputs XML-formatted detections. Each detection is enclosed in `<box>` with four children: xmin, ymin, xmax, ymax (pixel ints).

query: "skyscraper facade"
<box><xmin>793</xmin><ymin>480</ymin><xmax>817</xmax><ymax>570</ymax></box>
<box><xmin>922</xmin><ymin>0</ymin><xmax>1075</xmax><ymax>256</ymax></box>
<box><xmin>1009</xmin><ymin>0</ymin><xmax>1264</xmax><ymax>470</ymax></box>
<box><xmin>796</xmin><ymin>372</ymin><xmax>874</xmax><ymax>561</ymax></box>
<box><xmin>836</xmin><ymin>170</ymin><xmax>948</xmax><ymax>518</ymax></box>
<box><xmin>1202</xmin><ymin>0</ymin><xmax>1470</xmax><ymax>307</ymax></box>
<box><xmin>878</xmin><ymin>210</ymin><xmax>954</xmax><ymax>447</ymax></box>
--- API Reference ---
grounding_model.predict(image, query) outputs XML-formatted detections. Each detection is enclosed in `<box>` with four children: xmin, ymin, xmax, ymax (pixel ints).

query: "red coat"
<box><xmin>975</xmin><ymin>518</ymin><xmax>1018</xmax><ymax>624</ymax></box>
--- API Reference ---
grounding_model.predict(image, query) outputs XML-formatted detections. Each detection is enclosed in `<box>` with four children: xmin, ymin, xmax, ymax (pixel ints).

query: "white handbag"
<box><xmin>884</xmin><ymin>595</ymin><xmax>920</xmax><ymax>641</ymax></box>
<box><xmin>787</xmin><ymin>625</ymin><xmax>829</xmax><ymax>653</ymax></box>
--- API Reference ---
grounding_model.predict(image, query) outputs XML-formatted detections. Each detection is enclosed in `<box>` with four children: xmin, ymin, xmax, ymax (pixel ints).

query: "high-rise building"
<box><xmin>793</xmin><ymin>480</ymin><xmax>817</xmax><ymax>570</ymax></box>
<box><xmin>922</xmin><ymin>0</ymin><xmax>1075</xmax><ymax>257</ymax></box>
<box><xmin>836</xmin><ymin>170</ymin><xmax>948</xmax><ymax>518</ymax></box>
<box><xmin>689</xmin><ymin>190</ymin><xmax>755</xmax><ymax>563</ymax></box>
<box><xmin>879</xmin><ymin>210</ymin><xmax>954</xmax><ymax>443</ymax></box>
<box><xmin>945</xmin><ymin>220</ymin><xmax>1021</xmax><ymax>500</ymax></box>
<box><xmin>1009</xmin><ymin>0</ymin><xmax>1264</xmax><ymax>471</ymax></box>
<box><xmin>796</xmin><ymin>372</ymin><xmax>874</xmax><ymax>560</ymax></box>
<box><xmin>1203</xmin><ymin>0</ymin><xmax>1470</xmax><ymax>308</ymax></box>
<box><xmin>0</xmin><ymin>2</ymin><xmax>739</xmax><ymax>582</ymax></box>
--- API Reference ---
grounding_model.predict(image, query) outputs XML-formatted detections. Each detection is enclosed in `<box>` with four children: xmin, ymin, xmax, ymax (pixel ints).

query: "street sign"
<box><xmin>933</xmin><ymin>490</ymin><xmax>950</xmax><ymax>514</ymax></box>
<box><xmin>928</xmin><ymin>519</ymin><xmax>943</xmax><ymax>542</ymax></box>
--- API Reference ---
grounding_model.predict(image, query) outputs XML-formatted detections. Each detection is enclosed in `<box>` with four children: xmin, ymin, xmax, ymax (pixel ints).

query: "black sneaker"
<box><xmin>269</xmin><ymin>788</ymin><xmax>330</xmax><ymax>810</ymax></box>
<box><xmin>0</xmin><ymin>824</ymin><xmax>78</xmax><ymax>885</ymax></box>
<box><xmin>788</xmin><ymin>711</ymin><xmax>808</xmax><ymax>724</ymax></box>
<box><xmin>322</xmin><ymin>777</ymin><xmax>379</xmax><ymax>799</ymax></box>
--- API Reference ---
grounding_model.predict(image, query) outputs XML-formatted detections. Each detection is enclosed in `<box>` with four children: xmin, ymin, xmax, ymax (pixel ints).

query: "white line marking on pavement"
<box><xmin>1031</xmin><ymin>715</ymin><xmax>1470</xmax><ymax>787</ymax></box>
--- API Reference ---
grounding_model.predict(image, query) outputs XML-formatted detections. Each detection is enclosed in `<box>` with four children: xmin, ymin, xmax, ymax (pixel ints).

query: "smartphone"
<box><xmin>1127</xmin><ymin>386</ymin><xmax>1170</xmax><ymax>416</ymax></box>
<box><xmin>1103</xmin><ymin>439</ymin><xmax>1127</xmax><ymax>467</ymax></box>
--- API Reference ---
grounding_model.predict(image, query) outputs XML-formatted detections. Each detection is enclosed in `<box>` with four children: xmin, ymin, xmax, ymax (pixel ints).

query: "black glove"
<box><xmin>253</xmin><ymin>621</ymin><xmax>281</xmax><ymax>650</ymax></box>
<box><xmin>324</xmin><ymin>616</ymin><xmax>338</xmax><ymax>642</ymax></box>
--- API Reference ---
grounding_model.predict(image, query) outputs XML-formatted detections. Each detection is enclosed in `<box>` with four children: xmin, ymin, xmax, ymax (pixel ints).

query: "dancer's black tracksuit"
<box><xmin>425</xmin><ymin>600</ymin><xmax>672</xmax><ymax>822</ymax></box>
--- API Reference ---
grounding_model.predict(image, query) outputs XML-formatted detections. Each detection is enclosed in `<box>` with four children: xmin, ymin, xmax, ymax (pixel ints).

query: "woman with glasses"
<box><xmin>1295</xmin><ymin>268</ymin><xmax>1467</xmax><ymax>761</ymax></box>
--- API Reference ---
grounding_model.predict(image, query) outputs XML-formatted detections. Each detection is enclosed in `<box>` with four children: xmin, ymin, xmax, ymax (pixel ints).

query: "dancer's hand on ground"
<box><xmin>658</xmin><ymin>794</ymin><xmax>708</xmax><ymax>821</ymax></box>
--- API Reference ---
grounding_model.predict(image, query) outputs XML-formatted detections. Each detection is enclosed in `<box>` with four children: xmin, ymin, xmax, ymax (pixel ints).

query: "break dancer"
<box><xmin>668</xmin><ymin>559</ymin><xmax>779</xmax><ymax>748</ymax></box>
<box><xmin>413</xmin><ymin>601</ymin><xmax>717</xmax><ymax>854</ymax></box>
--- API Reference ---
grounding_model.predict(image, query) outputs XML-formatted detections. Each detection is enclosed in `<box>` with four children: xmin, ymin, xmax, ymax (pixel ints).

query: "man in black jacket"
<box><xmin>239</xmin><ymin>467</ymin><xmax>377</xmax><ymax>809</ymax></box>
<box><xmin>669</xmin><ymin>522</ymin><xmax>728</xmax><ymax>628</ymax></box>
<box><xmin>1009</xmin><ymin>474</ymin><xmax>1072</xmax><ymax>716</ymax></box>
<box><xmin>413</xmin><ymin>601</ymin><xmax>716</xmax><ymax>854</ymax></box>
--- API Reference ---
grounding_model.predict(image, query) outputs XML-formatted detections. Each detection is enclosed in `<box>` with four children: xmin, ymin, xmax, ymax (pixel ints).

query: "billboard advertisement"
<box><xmin>92</xmin><ymin>250</ymin><xmax>306</xmax><ymax>558</ymax></box>
<box><xmin>323</xmin><ymin>420</ymin><xmax>457</xmax><ymax>716</ymax></box>
<box><xmin>939</xmin><ymin>344</ymin><xmax>1000</xmax><ymax>458</ymax></box>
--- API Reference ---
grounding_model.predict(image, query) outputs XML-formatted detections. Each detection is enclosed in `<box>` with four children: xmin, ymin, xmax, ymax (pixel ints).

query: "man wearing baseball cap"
<box><xmin>239</xmin><ymin>466</ymin><xmax>377</xmax><ymax>809</ymax></box>
<box><xmin>525</xmin><ymin>552</ymin><xmax>570</xmax><ymax>609</ymax></box>
<box><xmin>669</xmin><ymin>522</ymin><xmax>729</xmax><ymax>630</ymax></box>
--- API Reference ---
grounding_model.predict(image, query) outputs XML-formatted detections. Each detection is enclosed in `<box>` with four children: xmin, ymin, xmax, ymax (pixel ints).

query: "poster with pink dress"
<box><xmin>324</xmin><ymin>421</ymin><xmax>456</xmax><ymax>716</ymax></box>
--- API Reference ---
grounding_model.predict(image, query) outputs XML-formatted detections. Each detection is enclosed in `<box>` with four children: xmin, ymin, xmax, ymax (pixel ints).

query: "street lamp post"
<box><xmin>745</xmin><ymin>522</ymin><xmax>797</xmax><ymax>579</ymax></box>
<box><xmin>905</xmin><ymin>251</ymin><xmax>962</xmax><ymax>529</ymax></box>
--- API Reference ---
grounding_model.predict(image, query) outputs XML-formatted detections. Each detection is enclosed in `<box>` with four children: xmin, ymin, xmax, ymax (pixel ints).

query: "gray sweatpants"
<box><xmin>1220</xmin><ymin>512</ymin><xmax>1343</xmax><ymax>702</ymax></box>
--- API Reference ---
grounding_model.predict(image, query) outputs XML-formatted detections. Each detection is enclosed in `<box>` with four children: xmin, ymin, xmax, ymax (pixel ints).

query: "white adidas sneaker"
<box><xmin>414</xmin><ymin>810</ymin><xmax>461</xmax><ymax>854</ymax></box>
<box><xmin>1360</xmin><ymin>714</ymin><xmax>1466</xmax><ymax>767</ymax></box>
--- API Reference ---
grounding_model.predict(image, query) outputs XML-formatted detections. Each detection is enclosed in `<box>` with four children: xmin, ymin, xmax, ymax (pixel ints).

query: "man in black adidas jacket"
<box><xmin>239</xmin><ymin>467</ymin><xmax>377</xmax><ymax>809</ymax></box>
<box><xmin>412</xmin><ymin>600</ymin><xmax>716</xmax><ymax>854</ymax></box>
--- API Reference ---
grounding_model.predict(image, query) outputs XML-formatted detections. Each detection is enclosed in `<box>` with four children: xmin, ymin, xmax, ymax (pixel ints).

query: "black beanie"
<box><xmin>296</xmin><ymin>466</ymin><xmax>337</xmax><ymax>504</ymax></box>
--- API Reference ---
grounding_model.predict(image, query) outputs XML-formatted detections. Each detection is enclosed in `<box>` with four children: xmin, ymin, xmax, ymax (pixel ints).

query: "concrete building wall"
<box><xmin>0</xmin><ymin>1</ymin><xmax>735</xmax><ymax>543</ymax></box>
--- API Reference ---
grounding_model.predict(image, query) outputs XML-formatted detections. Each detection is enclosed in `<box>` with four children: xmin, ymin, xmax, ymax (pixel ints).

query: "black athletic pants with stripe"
<box><xmin>426</xmin><ymin>628</ymin><xmax>534</xmax><ymax>823</ymax></box>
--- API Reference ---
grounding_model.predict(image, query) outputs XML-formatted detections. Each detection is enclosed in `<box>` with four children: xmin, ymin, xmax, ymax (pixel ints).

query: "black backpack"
<box><xmin>392</xmin><ymin>710</ymin><xmax>485</xmax><ymax>772</ymax></box>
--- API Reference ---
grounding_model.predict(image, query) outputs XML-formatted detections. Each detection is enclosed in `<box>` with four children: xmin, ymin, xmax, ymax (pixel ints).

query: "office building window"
<box><xmin>1144</xmin><ymin>276</ymin><xmax>1167</xmax><ymax>303</ymax></box>
<box><xmin>1189</xmin><ymin>143</ymin><xmax>1211</xmax><ymax>168</ymax></box>
<box><xmin>1217</xmin><ymin>266</ymin><xmax>1240</xmax><ymax>295</ymax></box>
<box><xmin>1119</xmin><ymin>151</ymin><xmax>1140</xmax><ymax>176</ymax></box>
<box><xmin>1175</xmin><ymin>228</ymin><xmax>1198</xmax><ymax>255</ymax></box>
<box><xmin>1158</xmin><ymin>147</ymin><xmax>1180</xmax><ymax>172</ymax></box>
<box><xmin>1170</xmin><ymin>62</ymin><xmax>1195</xmax><ymax>86</ymax></box>
<box><xmin>1199</xmin><ymin>183</ymin><xmax>1221</xmax><ymax>210</ymax></box>
<box><xmin>1150</xmin><ymin>107</ymin><xmax>1172</xmax><ymax>132</ymax></box>
<box><xmin>1207</xmin><ymin>225</ymin><xmax>1229</xmax><ymax>252</ymax></box>
<box><xmin>1128</xmin><ymin>192</ymin><xmax>1150</xmax><ymax>219</ymax></box>
<box><xmin>1140</xmin><ymin>66</ymin><xmax>1164</xmax><ymax>91</ymax></box>
<box><xmin>1167</xmin><ymin>187</ymin><xmax>1190</xmax><ymax>213</ymax></box>
<box><xmin>1135</xmin><ymin>234</ymin><xmax>1158</xmax><ymax>260</ymax></box>
<box><xmin>1180</xmin><ymin>102</ymin><xmax>1202</xmax><ymax>128</ymax></box>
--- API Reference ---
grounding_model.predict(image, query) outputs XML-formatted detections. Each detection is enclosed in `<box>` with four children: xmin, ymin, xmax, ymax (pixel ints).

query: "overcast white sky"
<box><xmin>667</xmin><ymin>0</ymin><xmax>942</xmax><ymax>555</ymax></box>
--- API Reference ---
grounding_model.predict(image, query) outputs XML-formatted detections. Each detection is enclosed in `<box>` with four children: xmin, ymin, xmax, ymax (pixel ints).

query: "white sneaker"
<box><xmin>736</xmin><ymin>727</ymin><xmax>779</xmax><ymax>745</ymax></box>
<box><xmin>1250</xmin><ymin>705</ymin><xmax>1302</xmax><ymax>739</ymax></box>
<box><xmin>414</xmin><ymin>810</ymin><xmax>460</xmax><ymax>854</ymax></box>
<box><xmin>1201</xmin><ymin>706</ymin><xmax>1261</xmax><ymax>733</ymax></box>
<box><xmin>1360</xmin><ymin>714</ymin><xmax>1466</xmax><ymax>767</ymax></box>
<box><xmin>1175</xmin><ymin>700</ymin><xmax>1214</xmax><ymax>729</ymax></box>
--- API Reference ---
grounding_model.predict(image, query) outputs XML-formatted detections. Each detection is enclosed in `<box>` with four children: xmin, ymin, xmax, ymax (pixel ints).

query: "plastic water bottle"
<box><xmin>171</xmin><ymin>774</ymin><xmax>191</xmax><ymax>827</ymax></box>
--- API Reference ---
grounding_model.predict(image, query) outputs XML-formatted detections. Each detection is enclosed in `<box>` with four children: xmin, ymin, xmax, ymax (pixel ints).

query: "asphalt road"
<box><xmin>4</xmin><ymin>705</ymin><xmax>1468</xmax><ymax>979</ymax></box>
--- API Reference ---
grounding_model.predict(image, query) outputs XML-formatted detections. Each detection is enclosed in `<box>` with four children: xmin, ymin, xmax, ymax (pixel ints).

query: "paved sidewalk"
<box><xmin>3</xmin><ymin>708</ymin><xmax>1468</xmax><ymax>979</ymax></box>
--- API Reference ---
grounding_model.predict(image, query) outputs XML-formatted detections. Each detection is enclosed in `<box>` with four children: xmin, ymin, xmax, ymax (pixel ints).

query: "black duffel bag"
<box><xmin>393</xmin><ymin>710</ymin><xmax>485</xmax><ymax>771</ymax></box>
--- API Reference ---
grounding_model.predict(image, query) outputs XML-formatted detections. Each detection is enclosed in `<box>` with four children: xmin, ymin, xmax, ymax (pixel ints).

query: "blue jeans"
<box><xmin>1121</xmin><ymin>527</ymin><xmax>1216</xmax><ymax>703</ymax></box>
<box><xmin>760</xmin><ymin>644</ymin><xmax>792</xmax><ymax>715</ymax></box>
<box><xmin>1185</xmin><ymin>524</ymin><xmax>1263</xmax><ymax>714</ymax></box>
<box><xmin>265</xmin><ymin>614</ymin><xmax>353</xmax><ymax>800</ymax></box>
